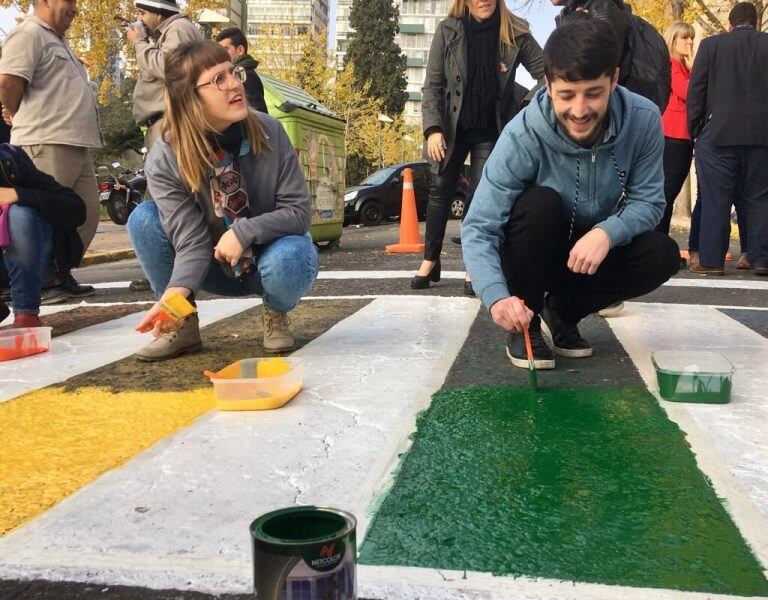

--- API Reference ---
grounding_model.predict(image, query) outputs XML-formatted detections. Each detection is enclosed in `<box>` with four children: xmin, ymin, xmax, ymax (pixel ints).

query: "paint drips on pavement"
<box><xmin>360</xmin><ymin>386</ymin><xmax>768</xmax><ymax>596</ymax></box>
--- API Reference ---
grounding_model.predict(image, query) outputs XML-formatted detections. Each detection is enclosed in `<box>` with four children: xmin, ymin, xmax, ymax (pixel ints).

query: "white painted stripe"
<box><xmin>85</xmin><ymin>273</ymin><xmax>768</xmax><ymax>290</ymax></box>
<box><xmin>91</xmin><ymin>281</ymin><xmax>133</xmax><ymax>289</ymax></box>
<box><xmin>609</xmin><ymin>302</ymin><xmax>768</xmax><ymax>570</ymax></box>
<box><xmin>0</xmin><ymin>297</ymin><xmax>480</xmax><ymax>594</ymax></box>
<box><xmin>0</xmin><ymin>298</ymin><xmax>261</xmax><ymax>404</ymax></box>
<box><xmin>359</xmin><ymin>565</ymin><xmax>756</xmax><ymax>600</ymax></box>
<box><xmin>663</xmin><ymin>278</ymin><xmax>768</xmax><ymax>290</ymax></box>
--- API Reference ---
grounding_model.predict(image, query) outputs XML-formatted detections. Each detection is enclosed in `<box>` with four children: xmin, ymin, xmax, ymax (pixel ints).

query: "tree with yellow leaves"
<box><xmin>0</xmin><ymin>0</ymin><xmax>225</xmax><ymax>100</ymax></box>
<box><xmin>629</xmin><ymin>0</ymin><xmax>765</xmax><ymax>33</ymax></box>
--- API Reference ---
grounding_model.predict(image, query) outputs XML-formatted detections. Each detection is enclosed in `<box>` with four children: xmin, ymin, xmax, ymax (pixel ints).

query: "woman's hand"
<box><xmin>214</xmin><ymin>230</ymin><xmax>245</xmax><ymax>267</ymax></box>
<box><xmin>0</xmin><ymin>187</ymin><xmax>18</xmax><ymax>205</ymax></box>
<box><xmin>135</xmin><ymin>286</ymin><xmax>192</xmax><ymax>337</ymax></box>
<box><xmin>427</xmin><ymin>132</ymin><xmax>447</xmax><ymax>162</ymax></box>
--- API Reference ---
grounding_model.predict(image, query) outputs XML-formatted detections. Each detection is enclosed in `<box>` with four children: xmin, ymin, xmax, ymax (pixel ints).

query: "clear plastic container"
<box><xmin>207</xmin><ymin>357</ymin><xmax>303</xmax><ymax>411</ymax></box>
<box><xmin>651</xmin><ymin>351</ymin><xmax>734</xmax><ymax>404</ymax></box>
<box><xmin>0</xmin><ymin>327</ymin><xmax>52</xmax><ymax>361</ymax></box>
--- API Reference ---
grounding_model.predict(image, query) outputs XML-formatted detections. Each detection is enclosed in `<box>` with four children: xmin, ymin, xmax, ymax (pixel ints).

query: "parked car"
<box><xmin>343</xmin><ymin>162</ymin><xmax>471</xmax><ymax>226</ymax></box>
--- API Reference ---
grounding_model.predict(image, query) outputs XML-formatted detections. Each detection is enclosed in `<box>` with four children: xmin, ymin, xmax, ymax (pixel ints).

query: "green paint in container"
<box><xmin>652</xmin><ymin>351</ymin><xmax>734</xmax><ymax>404</ymax></box>
<box><xmin>250</xmin><ymin>506</ymin><xmax>357</xmax><ymax>599</ymax></box>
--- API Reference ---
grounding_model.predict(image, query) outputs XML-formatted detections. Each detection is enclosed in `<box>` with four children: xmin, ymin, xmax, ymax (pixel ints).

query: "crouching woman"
<box><xmin>128</xmin><ymin>41</ymin><xmax>318</xmax><ymax>361</ymax></box>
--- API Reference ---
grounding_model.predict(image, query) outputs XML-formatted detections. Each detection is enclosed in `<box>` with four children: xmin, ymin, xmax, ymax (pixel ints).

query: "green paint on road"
<box><xmin>360</xmin><ymin>386</ymin><xmax>768</xmax><ymax>596</ymax></box>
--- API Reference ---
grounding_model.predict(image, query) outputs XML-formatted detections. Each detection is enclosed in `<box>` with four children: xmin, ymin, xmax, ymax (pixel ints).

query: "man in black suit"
<box><xmin>687</xmin><ymin>2</ymin><xmax>768</xmax><ymax>275</ymax></box>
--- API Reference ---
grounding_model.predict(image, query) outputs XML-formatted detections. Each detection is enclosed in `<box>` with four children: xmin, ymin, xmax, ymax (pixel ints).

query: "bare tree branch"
<box><xmin>693</xmin><ymin>0</ymin><xmax>727</xmax><ymax>33</ymax></box>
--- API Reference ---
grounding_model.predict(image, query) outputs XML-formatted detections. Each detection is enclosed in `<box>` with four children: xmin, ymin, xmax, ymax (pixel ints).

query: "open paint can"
<box><xmin>250</xmin><ymin>506</ymin><xmax>357</xmax><ymax>599</ymax></box>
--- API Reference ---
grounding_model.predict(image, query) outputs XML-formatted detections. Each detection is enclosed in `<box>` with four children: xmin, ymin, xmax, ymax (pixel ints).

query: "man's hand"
<box><xmin>0</xmin><ymin>187</ymin><xmax>18</xmax><ymax>205</ymax></box>
<box><xmin>568</xmin><ymin>228</ymin><xmax>611</xmax><ymax>275</ymax></box>
<box><xmin>490</xmin><ymin>296</ymin><xmax>533</xmax><ymax>333</ymax></box>
<box><xmin>214</xmin><ymin>229</ymin><xmax>245</xmax><ymax>267</ymax></box>
<box><xmin>126</xmin><ymin>23</ymin><xmax>146</xmax><ymax>43</ymax></box>
<box><xmin>2</xmin><ymin>107</ymin><xmax>12</xmax><ymax>127</ymax></box>
<box><xmin>135</xmin><ymin>286</ymin><xmax>192</xmax><ymax>337</ymax></box>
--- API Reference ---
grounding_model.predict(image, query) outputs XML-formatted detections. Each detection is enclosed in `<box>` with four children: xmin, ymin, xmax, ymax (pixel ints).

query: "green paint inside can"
<box><xmin>251</xmin><ymin>506</ymin><xmax>357</xmax><ymax>599</ymax></box>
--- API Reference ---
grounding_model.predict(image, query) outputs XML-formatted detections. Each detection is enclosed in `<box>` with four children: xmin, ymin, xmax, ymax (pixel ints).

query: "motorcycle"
<box><xmin>96</xmin><ymin>150</ymin><xmax>147</xmax><ymax>225</ymax></box>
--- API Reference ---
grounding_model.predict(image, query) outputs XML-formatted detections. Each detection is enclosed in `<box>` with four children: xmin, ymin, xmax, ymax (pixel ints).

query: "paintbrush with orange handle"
<box><xmin>520</xmin><ymin>299</ymin><xmax>538</xmax><ymax>392</ymax></box>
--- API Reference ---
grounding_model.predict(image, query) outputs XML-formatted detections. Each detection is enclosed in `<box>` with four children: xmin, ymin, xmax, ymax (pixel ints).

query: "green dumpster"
<box><xmin>260</xmin><ymin>74</ymin><xmax>345</xmax><ymax>247</ymax></box>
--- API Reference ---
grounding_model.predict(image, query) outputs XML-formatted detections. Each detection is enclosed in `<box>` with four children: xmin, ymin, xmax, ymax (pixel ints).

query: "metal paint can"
<box><xmin>250</xmin><ymin>506</ymin><xmax>357</xmax><ymax>599</ymax></box>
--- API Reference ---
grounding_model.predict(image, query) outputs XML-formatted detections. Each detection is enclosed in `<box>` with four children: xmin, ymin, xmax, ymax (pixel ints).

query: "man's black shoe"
<box><xmin>57</xmin><ymin>272</ymin><xmax>96</xmax><ymax>298</ymax></box>
<box><xmin>505</xmin><ymin>316</ymin><xmax>555</xmax><ymax>370</ymax></box>
<box><xmin>541</xmin><ymin>300</ymin><xmax>593</xmax><ymax>358</ymax></box>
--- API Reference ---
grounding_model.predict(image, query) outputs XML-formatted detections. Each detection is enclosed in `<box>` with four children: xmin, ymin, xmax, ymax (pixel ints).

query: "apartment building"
<box><xmin>246</xmin><ymin>0</ymin><xmax>330</xmax><ymax>40</ymax></box>
<box><xmin>335</xmin><ymin>0</ymin><xmax>451</xmax><ymax>123</ymax></box>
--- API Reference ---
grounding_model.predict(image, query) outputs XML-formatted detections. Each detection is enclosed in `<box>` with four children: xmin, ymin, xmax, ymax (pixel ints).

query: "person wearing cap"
<box><xmin>0</xmin><ymin>0</ymin><xmax>101</xmax><ymax>301</ymax></box>
<box><xmin>127</xmin><ymin>0</ymin><xmax>201</xmax><ymax>151</ymax></box>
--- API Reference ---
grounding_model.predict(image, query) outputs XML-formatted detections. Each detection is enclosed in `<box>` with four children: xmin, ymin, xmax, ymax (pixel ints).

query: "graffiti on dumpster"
<box><xmin>305</xmin><ymin>130</ymin><xmax>344</xmax><ymax>222</ymax></box>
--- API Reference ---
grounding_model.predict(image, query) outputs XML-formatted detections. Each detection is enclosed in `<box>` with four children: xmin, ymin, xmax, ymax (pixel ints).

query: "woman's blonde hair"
<box><xmin>663</xmin><ymin>21</ymin><xmax>695</xmax><ymax>61</ymax></box>
<box><xmin>161</xmin><ymin>40</ymin><xmax>269</xmax><ymax>192</ymax></box>
<box><xmin>448</xmin><ymin>0</ymin><xmax>526</xmax><ymax>47</ymax></box>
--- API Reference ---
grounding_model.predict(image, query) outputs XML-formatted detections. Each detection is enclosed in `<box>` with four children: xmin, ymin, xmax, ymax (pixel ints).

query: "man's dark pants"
<box><xmin>694</xmin><ymin>125</ymin><xmax>768</xmax><ymax>269</ymax></box>
<box><xmin>501</xmin><ymin>187</ymin><xmax>680</xmax><ymax>324</ymax></box>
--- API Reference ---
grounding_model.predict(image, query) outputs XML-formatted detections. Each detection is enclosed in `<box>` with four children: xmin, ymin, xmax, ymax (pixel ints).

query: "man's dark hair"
<box><xmin>216</xmin><ymin>27</ymin><xmax>248</xmax><ymax>52</ymax></box>
<box><xmin>728</xmin><ymin>2</ymin><xmax>758</xmax><ymax>27</ymax></box>
<box><xmin>544</xmin><ymin>18</ymin><xmax>620</xmax><ymax>82</ymax></box>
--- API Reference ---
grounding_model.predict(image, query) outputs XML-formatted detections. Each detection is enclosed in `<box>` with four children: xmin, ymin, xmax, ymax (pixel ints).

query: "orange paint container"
<box><xmin>0</xmin><ymin>327</ymin><xmax>52</xmax><ymax>361</ymax></box>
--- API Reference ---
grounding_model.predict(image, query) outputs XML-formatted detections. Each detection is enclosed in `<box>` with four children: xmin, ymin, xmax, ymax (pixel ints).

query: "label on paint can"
<box><xmin>251</xmin><ymin>506</ymin><xmax>357</xmax><ymax>600</ymax></box>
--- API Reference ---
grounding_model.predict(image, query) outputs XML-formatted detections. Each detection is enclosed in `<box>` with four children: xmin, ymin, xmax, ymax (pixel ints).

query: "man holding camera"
<box><xmin>127</xmin><ymin>0</ymin><xmax>201</xmax><ymax>151</ymax></box>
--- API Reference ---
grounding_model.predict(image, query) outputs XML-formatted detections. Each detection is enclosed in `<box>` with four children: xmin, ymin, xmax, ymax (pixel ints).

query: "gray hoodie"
<box><xmin>145</xmin><ymin>115</ymin><xmax>312</xmax><ymax>292</ymax></box>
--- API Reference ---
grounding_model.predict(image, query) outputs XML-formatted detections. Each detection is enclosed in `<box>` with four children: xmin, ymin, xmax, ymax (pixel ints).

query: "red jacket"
<box><xmin>662</xmin><ymin>57</ymin><xmax>691</xmax><ymax>140</ymax></box>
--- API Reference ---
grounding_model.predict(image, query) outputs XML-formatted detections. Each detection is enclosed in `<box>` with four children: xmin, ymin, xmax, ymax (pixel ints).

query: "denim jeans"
<box><xmin>127</xmin><ymin>201</ymin><xmax>319</xmax><ymax>312</ymax></box>
<box><xmin>1</xmin><ymin>205</ymin><xmax>53</xmax><ymax>314</ymax></box>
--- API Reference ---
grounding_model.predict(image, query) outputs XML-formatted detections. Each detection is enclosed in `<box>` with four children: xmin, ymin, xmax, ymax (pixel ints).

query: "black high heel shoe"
<box><xmin>410</xmin><ymin>259</ymin><xmax>441</xmax><ymax>290</ymax></box>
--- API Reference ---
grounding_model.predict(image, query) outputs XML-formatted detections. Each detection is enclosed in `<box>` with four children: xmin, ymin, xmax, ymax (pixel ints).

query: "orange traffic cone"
<box><xmin>385</xmin><ymin>167</ymin><xmax>425</xmax><ymax>253</ymax></box>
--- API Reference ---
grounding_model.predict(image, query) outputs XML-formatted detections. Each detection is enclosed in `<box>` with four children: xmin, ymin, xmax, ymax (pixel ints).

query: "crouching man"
<box><xmin>462</xmin><ymin>19</ymin><xmax>679</xmax><ymax>370</ymax></box>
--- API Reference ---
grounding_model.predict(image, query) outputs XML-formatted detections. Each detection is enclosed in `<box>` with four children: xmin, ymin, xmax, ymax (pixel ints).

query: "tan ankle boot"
<box><xmin>263</xmin><ymin>306</ymin><xmax>294</xmax><ymax>353</ymax></box>
<box><xmin>136</xmin><ymin>313</ymin><xmax>202</xmax><ymax>362</ymax></box>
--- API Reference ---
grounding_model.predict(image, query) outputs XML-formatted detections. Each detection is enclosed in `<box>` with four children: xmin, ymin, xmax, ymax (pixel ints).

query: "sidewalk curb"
<box><xmin>81</xmin><ymin>248</ymin><xmax>136</xmax><ymax>267</ymax></box>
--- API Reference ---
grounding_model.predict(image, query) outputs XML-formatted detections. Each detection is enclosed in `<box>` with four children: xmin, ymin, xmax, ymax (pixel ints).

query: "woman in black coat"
<box><xmin>411</xmin><ymin>0</ymin><xmax>544</xmax><ymax>293</ymax></box>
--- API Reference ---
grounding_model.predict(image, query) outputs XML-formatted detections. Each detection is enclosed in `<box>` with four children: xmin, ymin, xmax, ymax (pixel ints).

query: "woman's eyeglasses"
<box><xmin>196</xmin><ymin>65</ymin><xmax>246</xmax><ymax>91</ymax></box>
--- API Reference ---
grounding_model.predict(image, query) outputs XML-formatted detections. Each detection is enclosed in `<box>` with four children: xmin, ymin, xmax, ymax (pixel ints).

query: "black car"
<box><xmin>343</xmin><ymin>162</ymin><xmax>471</xmax><ymax>226</ymax></box>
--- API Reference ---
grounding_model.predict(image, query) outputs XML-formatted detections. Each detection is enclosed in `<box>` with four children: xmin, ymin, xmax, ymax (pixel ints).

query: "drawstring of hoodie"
<box><xmin>568</xmin><ymin>148</ymin><xmax>629</xmax><ymax>240</ymax></box>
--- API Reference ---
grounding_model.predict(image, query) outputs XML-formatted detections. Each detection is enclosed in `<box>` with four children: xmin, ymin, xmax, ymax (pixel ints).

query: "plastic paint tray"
<box><xmin>651</xmin><ymin>351</ymin><xmax>734</xmax><ymax>404</ymax></box>
<box><xmin>207</xmin><ymin>357</ymin><xmax>303</xmax><ymax>411</ymax></box>
<box><xmin>0</xmin><ymin>327</ymin><xmax>52</xmax><ymax>361</ymax></box>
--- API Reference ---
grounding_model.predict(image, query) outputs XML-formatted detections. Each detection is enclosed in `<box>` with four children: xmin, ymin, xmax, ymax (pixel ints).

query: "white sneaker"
<box><xmin>598</xmin><ymin>302</ymin><xmax>625</xmax><ymax>318</ymax></box>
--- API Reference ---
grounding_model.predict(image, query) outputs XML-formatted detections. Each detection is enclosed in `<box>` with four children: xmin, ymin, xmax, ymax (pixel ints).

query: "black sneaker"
<box><xmin>40</xmin><ymin>287</ymin><xmax>68</xmax><ymax>305</ymax></box>
<box><xmin>505</xmin><ymin>316</ymin><xmax>555</xmax><ymax>370</ymax></box>
<box><xmin>541</xmin><ymin>299</ymin><xmax>593</xmax><ymax>358</ymax></box>
<box><xmin>57</xmin><ymin>272</ymin><xmax>96</xmax><ymax>298</ymax></box>
<box><xmin>0</xmin><ymin>299</ymin><xmax>9</xmax><ymax>325</ymax></box>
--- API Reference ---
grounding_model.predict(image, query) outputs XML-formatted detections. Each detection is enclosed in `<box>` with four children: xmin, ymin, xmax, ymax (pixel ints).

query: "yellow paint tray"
<box><xmin>205</xmin><ymin>357</ymin><xmax>303</xmax><ymax>411</ymax></box>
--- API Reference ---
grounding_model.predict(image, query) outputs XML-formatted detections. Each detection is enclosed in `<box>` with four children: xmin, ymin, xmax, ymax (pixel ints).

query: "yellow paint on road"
<box><xmin>0</xmin><ymin>386</ymin><xmax>215</xmax><ymax>535</ymax></box>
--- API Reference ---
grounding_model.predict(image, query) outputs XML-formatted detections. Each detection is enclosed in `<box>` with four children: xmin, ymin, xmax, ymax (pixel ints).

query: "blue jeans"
<box><xmin>127</xmin><ymin>201</ymin><xmax>319</xmax><ymax>312</ymax></box>
<box><xmin>1</xmin><ymin>205</ymin><xmax>53</xmax><ymax>314</ymax></box>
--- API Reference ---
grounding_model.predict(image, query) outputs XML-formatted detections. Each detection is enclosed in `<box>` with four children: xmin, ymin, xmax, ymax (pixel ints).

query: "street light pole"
<box><xmin>377</xmin><ymin>113</ymin><xmax>394</xmax><ymax>169</ymax></box>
